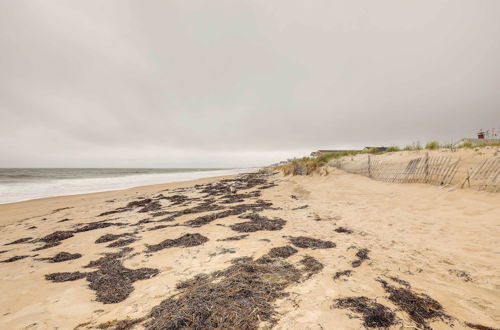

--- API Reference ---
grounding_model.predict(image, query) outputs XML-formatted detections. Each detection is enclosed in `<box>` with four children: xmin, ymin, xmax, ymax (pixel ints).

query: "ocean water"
<box><xmin>0</xmin><ymin>168</ymin><xmax>250</xmax><ymax>204</ymax></box>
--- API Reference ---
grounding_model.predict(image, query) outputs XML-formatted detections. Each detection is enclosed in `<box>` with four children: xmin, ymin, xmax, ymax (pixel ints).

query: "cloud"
<box><xmin>1</xmin><ymin>0</ymin><xmax>499</xmax><ymax>167</ymax></box>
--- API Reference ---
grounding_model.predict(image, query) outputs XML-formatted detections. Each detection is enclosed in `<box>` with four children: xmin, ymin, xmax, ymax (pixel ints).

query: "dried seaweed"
<box><xmin>1</xmin><ymin>255</ymin><xmax>30</xmax><ymax>263</ymax></box>
<box><xmin>300</xmin><ymin>255</ymin><xmax>324</xmax><ymax>278</ymax></box>
<box><xmin>217</xmin><ymin>234</ymin><xmax>249</xmax><ymax>241</ymax></box>
<box><xmin>289</xmin><ymin>236</ymin><xmax>336</xmax><ymax>249</ymax></box>
<box><xmin>4</xmin><ymin>237</ymin><xmax>32</xmax><ymax>245</ymax></box>
<box><xmin>33</xmin><ymin>230</ymin><xmax>74</xmax><ymax>251</ymax></box>
<box><xmin>267</xmin><ymin>246</ymin><xmax>298</xmax><ymax>259</ymax></box>
<box><xmin>95</xmin><ymin>233</ymin><xmax>131</xmax><ymax>244</ymax></box>
<box><xmin>291</xmin><ymin>205</ymin><xmax>309</xmax><ymax>210</ymax></box>
<box><xmin>45</xmin><ymin>271</ymin><xmax>87</xmax><ymax>282</ymax></box>
<box><xmin>162</xmin><ymin>194</ymin><xmax>191</xmax><ymax>205</ymax></box>
<box><xmin>147</xmin><ymin>225</ymin><xmax>171</xmax><ymax>231</ymax></box>
<box><xmin>182</xmin><ymin>199</ymin><xmax>273</xmax><ymax>227</ymax></box>
<box><xmin>334</xmin><ymin>297</ymin><xmax>397</xmax><ymax>328</ymax></box>
<box><xmin>333</xmin><ymin>270</ymin><xmax>352</xmax><ymax>280</ymax></box>
<box><xmin>219</xmin><ymin>191</ymin><xmax>261</xmax><ymax>204</ymax></box>
<box><xmin>107</xmin><ymin>238</ymin><xmax>136</xmax><ymax>248</ymax></box>
<box><xmin>74</xmin><ymin>222</ymin><xmax>114</xmax><ymax>233</ymax></box>
<box><xmin>46</xmin><ymin>248</ymin><xmax>158</xmax><ymax>304</ymax></box>
<box><xmin>230</xmin><ymin>214</ymin><xmax>286</xmax><ymax>233</ymax></box>
<box><xmin>98</xmin><ymin>198</ymin><xmax>157</xmax><ymax>217</ymax></box>
<box><xmin>86</xmin><ymin>259</ymin><xmax>158</xmax><ymax>303</ymax></box>
<box><xmin>40</xmin><ymin>252</ymin><xmax>82</xmax><ymax>263</ymax></box>
<box><xmin>138</xmin><ymin>201</ymin><xmax>162</xmax><ymax>213</ymax></box>
<box><xmin>335</xmin><ymin>227</ymin><xmax>353</xmax><ymax>234</ymax></box>
<box><xmin>146</xmin><ymin>255</ymin><xmax>302</xmax><ymax>329</ymax></box>
<box><xmin>352</xmin><ymin>248</ymin><xmax>370</xmax><ymax>268</ymax></box>
<box><xmin>378</xmin><ymin>279</ymin><xmax>449</xmax><ymax>329</ymax></box>
<box><xmin>449</xmin><ymin>269</ymin><xmax>472</xmax><ymax>282</ymax></box>
<box><xmin>150</xmin><ymin>211</ymin><xmax>169</xmax><ymax>218</ymax></box>
<box><xmin>388</xmin><ymin>276</ymin><xmax>411</xmax><ymax>288</ymax></box>
<box><xmin>146</xmin><ymin>233</ymin><xmax>208</xmax><ymax>252</ymax></box>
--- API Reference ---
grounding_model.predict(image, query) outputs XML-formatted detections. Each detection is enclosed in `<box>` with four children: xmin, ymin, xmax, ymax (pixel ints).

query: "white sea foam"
<box><xmin>0</xmin><ymin>168</ymin><xmax>252</xmax><ymax>204</ymax></box>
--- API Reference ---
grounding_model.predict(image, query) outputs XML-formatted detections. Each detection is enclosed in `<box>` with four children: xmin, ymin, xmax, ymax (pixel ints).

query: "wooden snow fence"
<box><xmin>332</xmin><ymin>154</ymin><xmax>500</xmax><ymax>192</ymax></box>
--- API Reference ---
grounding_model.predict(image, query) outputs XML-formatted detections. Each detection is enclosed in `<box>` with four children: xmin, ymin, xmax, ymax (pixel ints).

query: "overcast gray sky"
<box><xmin>1</xmin><ymin>0</ymin><xmax>499</xmax><ymax>167</ymax></box>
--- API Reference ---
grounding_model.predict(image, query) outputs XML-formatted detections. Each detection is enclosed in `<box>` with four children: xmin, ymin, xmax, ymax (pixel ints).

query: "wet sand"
<box><xmin>0</xmin><ymin>170</ymin><xmax>499</xmax><ymax>329</ymax></box>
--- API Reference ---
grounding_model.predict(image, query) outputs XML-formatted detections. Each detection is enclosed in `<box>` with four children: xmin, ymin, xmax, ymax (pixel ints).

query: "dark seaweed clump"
<box><xmin>46</xmin><ymin>248</ymin><xmax>159</xmax><ymax>304</ymax></box>
<box><xmin>333</xmin><ymin>270</ymin><xmax>353</xmax><ymax>280</ymax></box>
<box><xmin>449</xmin><ymin>269</ymin><xmax>472</xmax><ymax>282</ymax></box>
<box><xmin>33</xmin><ymin>231</ymin><xmax>75</xmax><ymax>251</ymax></box>
<box><xmin>4</xmin><ymin>237</ymin><xmax>32</xmax><ymax>245</ymax></box>
<box><xmin>1</xmin><ymin>255</ymin><xmax>30</xmax><ymax>263</ymax></box>
<box><xmin>107</xmin><ymin>238</ymin><xmax>136</xmax><ymax>248</ymax></box>
<box><xmin>95</xmin><ymin>233</ymin><xmax>130</xmax><ymax>244</ymax></box>
<box><xmin>138</xmin><ymin>201</ymin><xmax>162</xmax><ymax>213</ymax></box>
<box><xmin>86</xmin><ymin>259</ymin><xmax>159</xmax><ymax>303</ymax></box>
<box><xmin>146</xmin><ymin>233</ymin><xmax>208</xmax><ymax>252</ymax></box>
<box><xmin>74</xmin><ymin>221</ymin><xmax>114</xmax><ymax>233</ymax></box>
<box><xmin>230</xmin><ymin>214</ymin><xmax>286</xmax><ymax>233</ymax></box>
<box><xmin>184</xmin><ymin>200</ymin><xmax>273</xmax><ymax>227</ymax></box>
<box><xmin>97</xmin><ymin>198</ymin><xmax>161</xmax><ymax>217</ymax></box>
<box><xmin>378</xmin><ymin>278</ymin><xmax>449</xmax><ymax>329</ymax></box>
<box><xmin>300</xmin><ymin>255</ymin><xmax>324</xmax><ymax>278</ymax></box>
<box><xmin>41</xmin><ymin>252</ymin><xmax>82</xmax><ymax>263</ymax></box>
<box><xmin>291</xmin><ymin>205</ymin><xmax>308</xmax><ymax>210</ymax></box>
<box><xmin>145</xmin><ymin>255</ymin><xmax>303</xmax><ymax>330</ymax></box>
<box><xmin>267</xmin><ymin>246</ymin><xmax>298</xmax><ymax>259</ymax></box>
<box><xmin>335</xmin><ymin>227</ymin><xmax>353</xmax><ymax>234</ymax></box>
<box><xmin>147</xmin><ymin>224</ymin><xmax>172</xmax><ymax>231</ymax></box>
<box><xmin>289</xmin><ymin>236</ymin><xmax>336</xmax><ymax>249</ymax></box>
<box><xmin>334</xmin><ymin>297</ymin><xmax>397</xmax><ymax>328</ymax></box>
<box><xmin>45</xmin><ymin>271</ymin><xmax>87</xmax><ymax>282</ymax></box>
<box><xmin>217</xmin><ymin>234</ymin><xmax>249</xmax><ymax>241</ymax></box>
<box><xmin>352</xmin><ymin>248</ymin><xmax>370</xmax><ymax>268</ymax></box>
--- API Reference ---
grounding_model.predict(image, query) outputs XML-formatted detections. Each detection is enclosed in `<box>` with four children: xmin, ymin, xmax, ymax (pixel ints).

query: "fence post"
<box><xmin>424</xmin><ymin>152</ymin><xmax>429</xmax><ymax>183</ymax></box>
<box><xmin>368</xmin><ymin>155</ymin><xmax>371</xmax><ymax>178</ymax></box>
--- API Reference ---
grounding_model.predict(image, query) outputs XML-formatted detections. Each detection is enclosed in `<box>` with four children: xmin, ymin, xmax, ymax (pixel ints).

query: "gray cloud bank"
<box><xmin>1</xmin><ymin>0</ymin><xmax>499</xmax><ymax>167</ymax></box>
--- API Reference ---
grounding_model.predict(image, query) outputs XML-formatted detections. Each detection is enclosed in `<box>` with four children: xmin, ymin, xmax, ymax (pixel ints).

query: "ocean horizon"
<box><xmin>0</xmin><ymin>168</ymin><xmax>252</xmax><ymax>204</ymax></box>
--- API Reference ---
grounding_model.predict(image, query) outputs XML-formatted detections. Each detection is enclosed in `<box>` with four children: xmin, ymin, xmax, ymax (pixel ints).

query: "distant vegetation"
<box><xmin>425</xmin><ymin>141</ymin><xmax>440</xmax><ymax>150</ymax></box>
<box><xmin>276</xmin><ymin>139</ymin><xmax>499</xmax><ymax>176</ymax></box>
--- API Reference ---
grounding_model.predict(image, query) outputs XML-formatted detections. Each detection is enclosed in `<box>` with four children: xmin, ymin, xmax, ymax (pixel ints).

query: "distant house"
<box><xmin>363</xmin><ymin>146</ymin><xmax>387</xmax><ymax>152</ymax></box>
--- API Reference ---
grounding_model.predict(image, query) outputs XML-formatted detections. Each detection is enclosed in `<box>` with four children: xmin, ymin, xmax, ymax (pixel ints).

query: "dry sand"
<box><xmin>0</xmin><ymin>170</ymin><xmax>498</xmax><ymax>329</ymax></box>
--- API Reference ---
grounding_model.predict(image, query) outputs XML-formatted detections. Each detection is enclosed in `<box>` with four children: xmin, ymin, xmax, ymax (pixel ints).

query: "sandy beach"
<box><xmin>0</xmin><ymin>170</ymin><xmax>499</xmax><ymax>330</ymax></box>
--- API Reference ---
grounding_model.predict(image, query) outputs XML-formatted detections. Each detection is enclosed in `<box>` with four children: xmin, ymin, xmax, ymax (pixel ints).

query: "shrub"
<box><xmin>425</xmin><ymin>141</ymin><xmax>440</xmax><ymax>150</ymax></box>
<box><xmin>386</xmin><ymin>146</ymin><xmax>400</xmax><ymax>152</ymax></box>
<box><xmin>461</xmin><ymin>140</ymin><xmax>473</xmax><ymax>148</ymax></box>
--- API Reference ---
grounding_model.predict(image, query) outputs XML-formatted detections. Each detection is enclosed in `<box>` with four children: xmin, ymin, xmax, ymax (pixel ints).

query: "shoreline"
<box><xmin>0</xmin><ymin>172</ymin><xmax>247</xmax><ymax>227</ymax></box>
<box><xmin>0</xmin><ymin>168</ymin><xmax>256</xmax><ymax>205</ymax></box>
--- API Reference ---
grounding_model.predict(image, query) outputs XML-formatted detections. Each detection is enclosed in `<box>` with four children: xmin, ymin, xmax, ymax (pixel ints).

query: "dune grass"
<box><xmin>425</xmin><ymin>141</ymin><xmax>440</xmax><ymax>150</ymax></box>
